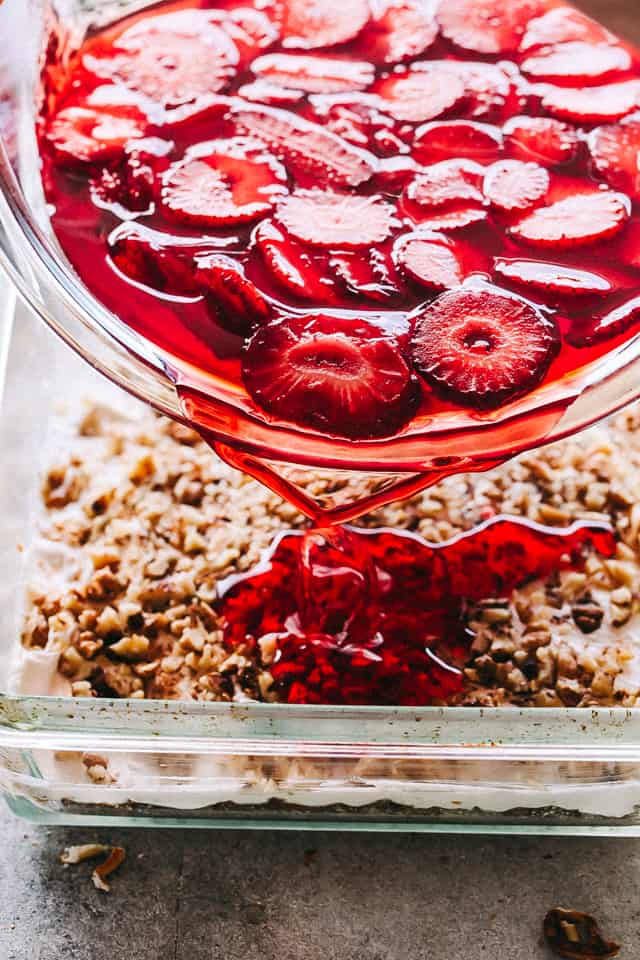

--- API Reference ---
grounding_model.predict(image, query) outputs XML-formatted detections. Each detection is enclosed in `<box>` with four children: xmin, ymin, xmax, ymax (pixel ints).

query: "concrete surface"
<box><xmin>2</xmin><ymin>2</ymin><xmax>640</xmax><ymax>959</ymax></box>
<box><xmin>1</xmin><ymin>812</ymin><xmax>639</xmax><ymax>960</ymax></box>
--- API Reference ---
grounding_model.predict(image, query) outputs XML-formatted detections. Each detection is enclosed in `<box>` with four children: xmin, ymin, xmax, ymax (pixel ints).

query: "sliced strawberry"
<box><xmin>92</xmin><ymin>136</ymin><xmax>172</xmax><ymax>211</ymax></box>
<box><xmin>357</xmin><ymin>0</ymin><xmax>438</xmax><ymax>64</ymax></box>
<box><xmin>483</xmin><ymin>159</ymin><xmax>549</xmax><ymax>213</ymax></box>
<box><xmin>541</xmin><ymin>81</ymin><xmax>640</xmax><ymax>124</ymax></box>
<box><xmin>210</xmin><ymin>7</ymin><xmax>279</xmax><ymax>64</ymax></box>
<box><xmin>437</xmin><ymin>0</ymin><xmax>543</xmax><ymax>55</ymax></box>
<box><xmin>405</xmin><ymin>206</ymin><xmax>488</xmax><ymax>232</ymax></box>
<box><xmin>108</xmin><ymin>224</ymin><xmax>200</xmax><ymax>296</ymax></box>
<box><xmin>373</xmin><ymin>68</ymin><xmax>466</xmax><ymax>124</ymax></box>
<box><xmin>503</xmin><ymin>115</ymin><xmax>579</xmax><ymax>166</ymax></box>
<box><xmin>275</xmin><ymin>190</ymin><xmax>398</xmax><ymax>248</ymax></box>
<box><xmin>77</xmin><ymin>79</ymin><xmax>231</xmax><ymax>137</ymax></box>
<box><xmin>413</xmin><ymin>60</ymin><xmax>518</xmax><ymax>122</ymax></box>
<box><xmin>511</xmin><ymin>190</ymin><xmax>630</xmax><ymax>248</ymax></box>
<box><xmin>373</xmin><ymin>155</ymin><xmax>419</xmax><ymax>193</ymax></box>
<box><xmin>307</xmin><ymin>93</ymin><xmax>400</xmax><ymax>152</ymax></box>
<box><xmin>413</xmin><ymin>121</ymin><xmax>503</xmax><ymax>164</ymax></box>
<box><xmin>237</xmin><ymin>80</ymin><xmax>304</xmax><ymax>106</ymax></box>
<box><xmin>493</xmin><ymin>258</ymin><xmax>612</xmax><ymax>296</ymax></box>
<box><xmin>242</xmin><ymin>314</ymin><xmax>417</xmax><ymax>439</ymax></box>
<box><xmin>411</xmin><ymin>286</ymin><xmax>559</xmax><ymax>410</ymax></box>
<box><xmin>254</xmin><ymin>220</ymin><xmax>338</xmax><ymax>302</ymax></box>
<box><xmin>158</xmin><ymin>138</ymin><xmax>288</xmax><ymax>227</ymax></box>
<box><xmin>232</xmin><ymin>105</ymin><xmax>376</xmax><ymax>187</ymax></box>
<box><xmin>252</xmin><ymin>53</ymin><xmax>374</xmax><ymax>94</ymax></box>
<box><xmin>393</xmin><ymin>233</ymin><xmax>463</xmax><ymax>291</ymax></box>
<box><xmin>567</xmin><ymin>295</ymin><xmax>640</xmax><ymax>347</ymax></box>
<box><xmin>195</xmin><ymin>254</ymin><xmax>270</xmax><ymax>334</ymax></box>
<box><xmin>45</xmin><ymin>104</ymin><xmax>147</xmax><ymax>164</ymax></box>
<box><xmin>84</xmin><ymin>12</ymin><xmax>239</xmax><ymax>108</ymax></box>
<box><xmin>276</xmin><ymin>0</ymin><xmax>370</xmax><ymax>51</ymax></box>
<box><xmin>520</xmin><ymin>6</ymin><xmax>616</xmax><ymax>52</ymax></box>
<box><xmin>372</xmin><ymin>128</ymin><xmax>412</xmax><ymax>157</ymax></box>
<box><xmin>521</xmin><ymin>42</ymin><xmax>632</xmax><ymax>86</ymax></box>
<box><xmin>330</xmin><ymin>249</ymin><xmax>402</xmax><ymax>302</ymax></box>
<box><xmin>401</xmin><ymin>161</ymin><xmax>487</xmax><ymax>229</ymax></box>
<box><xmin>590</xmin><ymin>121</ymin><xmax>640</xmax><ymax>199</ymax></box>
<box><xmin>404</xmin><ymin>160</ymin><xmax>485</xmax><ymax>210</ymax></box>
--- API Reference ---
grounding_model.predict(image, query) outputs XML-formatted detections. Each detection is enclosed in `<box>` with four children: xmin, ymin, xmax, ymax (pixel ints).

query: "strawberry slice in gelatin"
<box><xmin>511</xmin><ymin>190</ymin><xmax>630</xmax><ymax>248</ymax></box>
<box><xmin>276</xmin><ymin>0</ymin><xmax>371</xmax><ymax>50</ymax></box>
<box><xmin>158</xmin><ymin>138</ymin><xmax>288</xmax><ymax>227</ymax></box>
<box><xmin>373</xmin><ymin>67</ymin><xmax>466</xmax><ymax>123</ymax></box>
<box><xmin>412</xmin><ymin>120</ymin><xmax>504</xmax><ymax>164</ymax></box>
<box><xmin>254</xmin><ymin>219</ymin><xmax>340</xmax><ymax>302</ymax></box>
<box><xmin>520</xmin><ymin>5</ymin><xmax>617</xmax><ymax>51</ymax></box>
<box><xmin>251</xmin><ymin>53</ymin><xmax>374</xmax><ymax>93</ymax></box>
<box><xmin>45</xmin><ymin>104</ymin><xmax>147</xmax><ymax>164</ymax></box>
<box><xmin>242</xmin><ymin>314</ymin><xmax>418</xmax><ymax>439</ymax></box>
<box><xmin>274</xmin><ymin>190</ymin><xmax>399</xmax><ymax>247</ymax></box>
<box><xmin>483</xmin><ymin>159</ymin><xmax>550</xmax><ymax>213</ymax></box>
<box><xmin>83</xmin><ymin>11</ymin><xmax>240</xmax><ymax>108</ymax></box>
<box><xmin>493</xmin><ymin>259</ymin><xmax>613</xmax><ymax>297</ymax></box>
<box><xmin>357</xmin><ymin>0</ymin><xmax>438</xmax><ymax>65</ymax></box>
<box><xmin>590</xmin><ymin>121</ymin><xmax>640</xmax><ymax>199</ymax></box>
<box><xmin>393</xmin><ymin>232</ymin><xmax>464</xmax><ymax>291</ymax></box>
<box><xmin>195</xmin><ymin>254</ymin><xmax>271</xmax><ymax>334</ymax></box>
<box><xmin>437</xmin><ymin>0</ymin><xmax>544</xmax><ymax>55</ymax></box>
<box><xmin>503</xmin><ymin>115</ymin><xmax>580</xmax><ymax>166</ymax></box>
<box><xmin>411</xmin><ymin>285</ymin><xmax>559</xmax><ymax>410</ymax></box>
<box><xmin>521</xmin><ymin>41</ymin><xmax>632</xmax><ymax>86</ymax></box>
<box><xmin>232</xmin><ymin>105</ymin><xmax>376</xmax><ymax>187</ymax></box>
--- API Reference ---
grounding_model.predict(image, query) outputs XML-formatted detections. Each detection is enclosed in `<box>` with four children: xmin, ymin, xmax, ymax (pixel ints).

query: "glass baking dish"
<box><xmin>3</xmin><ymin>0</ymin><xmax>640</xmax><ymax>833</ymax></box>
<box><xmin>0</xmin><ymin>297</ymin><xmax>639</xmax><ymax>833</ymax></box>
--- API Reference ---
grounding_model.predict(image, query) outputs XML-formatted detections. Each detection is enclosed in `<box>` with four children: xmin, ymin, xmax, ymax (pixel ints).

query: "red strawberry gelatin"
<box><xmin>219</xmin><ymin>518</ymin><xmax>615</xmax><ymax>705</ymax></box>
<box><xmin>34</xmin><ymin>0</ymin><xmax>640</xmax><ymax>703</ymax></box>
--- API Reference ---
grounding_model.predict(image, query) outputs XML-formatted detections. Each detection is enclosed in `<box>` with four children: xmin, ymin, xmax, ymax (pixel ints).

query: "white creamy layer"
<box><xmin>10</xmin><ymin>746</ymin><xmax>640</xmax><ymax>819</ymax></box>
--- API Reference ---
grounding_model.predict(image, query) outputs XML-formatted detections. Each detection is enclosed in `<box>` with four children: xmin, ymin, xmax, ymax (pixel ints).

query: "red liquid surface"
<box><xmin>219</xmin><ymin>518</ymin><xmax>615</xmax><ymax>705</ymax></box>
<box><xmin>36</xmin><ymin>0</ymin><xmax>631</xmax><ymax>703</ymax></box>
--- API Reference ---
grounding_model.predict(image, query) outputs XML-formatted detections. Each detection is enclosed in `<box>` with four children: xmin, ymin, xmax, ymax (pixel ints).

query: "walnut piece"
<box><xmin>544</xmin><ymin>908</ymin><xmax>620</xmax><ymax>960</ymax></box>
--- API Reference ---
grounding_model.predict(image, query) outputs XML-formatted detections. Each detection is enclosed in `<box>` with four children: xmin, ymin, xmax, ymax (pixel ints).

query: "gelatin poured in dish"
<box><xmin>37</xmin><ymin>0</ymin><xmax>632</xmax><ymax>702</ymax></box>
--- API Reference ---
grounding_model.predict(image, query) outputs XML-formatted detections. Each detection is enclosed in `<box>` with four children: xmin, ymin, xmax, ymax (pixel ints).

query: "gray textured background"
<box><xmin>0</xmin><ymin>822</ymin><xmax>639</xmax><ymax>960</ymax></box>
<box><xmin>2</xmin><ymin>1</ymin><xmax>640</xmax><ymax>958</ymax></box>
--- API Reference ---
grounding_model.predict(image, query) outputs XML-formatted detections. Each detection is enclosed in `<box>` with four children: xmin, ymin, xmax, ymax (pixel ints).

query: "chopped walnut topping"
<box><xmin>20</xmin><ymin>402</ymin><xmax>640</xmax><ymax>708</ymax></box>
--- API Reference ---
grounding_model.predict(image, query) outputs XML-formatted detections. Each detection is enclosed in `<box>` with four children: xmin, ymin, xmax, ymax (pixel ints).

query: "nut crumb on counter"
<box><xmin>60</xmin><ymin>843</ymin><xmax>126</xmax><ymax>893</ymax></box>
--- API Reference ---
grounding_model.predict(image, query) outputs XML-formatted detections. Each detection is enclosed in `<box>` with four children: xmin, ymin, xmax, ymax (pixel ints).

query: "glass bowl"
<box><xmin>3</xmin><ymin>0</ymin><xmax>640</xmax><ymax>522</ymax></box>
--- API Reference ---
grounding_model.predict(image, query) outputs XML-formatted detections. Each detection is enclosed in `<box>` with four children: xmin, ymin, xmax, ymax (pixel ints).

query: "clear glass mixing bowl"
<box><xmin>3</xmin><ymin>0</ymin><xmax>640</xmax><ymax>520</ymax></box>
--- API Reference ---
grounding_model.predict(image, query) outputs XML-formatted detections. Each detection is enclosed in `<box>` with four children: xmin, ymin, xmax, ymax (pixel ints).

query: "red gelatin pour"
<box><xmin>219</xmin><ymin>519</ymin><xmax>615</xmax><ymax>705</ymax></box>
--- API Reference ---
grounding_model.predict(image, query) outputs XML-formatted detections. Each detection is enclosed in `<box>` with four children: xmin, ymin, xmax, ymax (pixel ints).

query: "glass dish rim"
<box><xmin>3</xmin><ymin>692</ymin><xmax>640</xmax><ymax>754</ymax></box>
